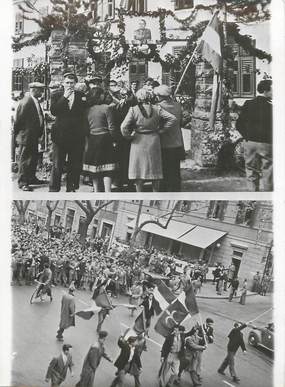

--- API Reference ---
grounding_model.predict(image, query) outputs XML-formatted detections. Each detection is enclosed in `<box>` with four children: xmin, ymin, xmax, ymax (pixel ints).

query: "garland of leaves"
<box><xmin>13</xmin><ymin>63</ymin><xmax>50</xmax><ymax>82</ymax></box>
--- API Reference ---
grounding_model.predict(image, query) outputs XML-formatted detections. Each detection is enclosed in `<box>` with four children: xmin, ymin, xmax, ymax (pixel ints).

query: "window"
<box><xmin>229</xmin><ymin>40</ymin><xmax>256</xmax><ymax>98</ymax></box>
<box><xmin>180</xmin><ymin>201</ymin><xmax>191</xmax><ymax>213</ymax></box>
<box><xmin>15</xmin><ymin>13</ymin><xmax>24</xmax><ymax>34</ymax></box>
<box><xmin>12</xmin><ymin>72</ymin><xmax>23</xmax><ymax>91</ymax></box>
<box><xmin>207</xmin><ymin>201</ymin><xmax>228</xmax><ymax>221</ymax></box>
<box><xmin>54</xmin><ymin>215</ymin><xmax>61</xmax><ymax>226</ymax></box>
<box><xmin>126</xmin><ymin>0</ymin><xmax>147</xmax><ymax>13</ymax></box>
<box><xmin>107</xmin><ymin>0</ymin><xmax>115</xmax><ymax>17</ymax></box>
<box><xmin>175</xmin><ymin>0</ymin><xmax>194</xmax><ymax>10</ymax></box>
<box><xmin>235</xmin><ymin>201</ymin><xmax>256</xmax><ymax>226</ymax></box>
<box><xmin>162</xmin><ymin>47</ymin><xmax>185</xmax><ymax>89</ymax></box>
<box><xmin>65</xmin><ymin>209</ymin><xmax>75</xmax><ymax>230</ymax></box>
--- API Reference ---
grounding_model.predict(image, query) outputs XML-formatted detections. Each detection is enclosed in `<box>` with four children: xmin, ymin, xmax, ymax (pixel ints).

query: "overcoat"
<box><xmin>59</xmin><ymin>292</ymin><xmax>75</xmax><ymax>330</ymax></box>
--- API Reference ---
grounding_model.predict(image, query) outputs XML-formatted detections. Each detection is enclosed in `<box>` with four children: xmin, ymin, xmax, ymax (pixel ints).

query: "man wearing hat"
<box><xmin>49</xmin><ymin>73</ymin><xmax>88</xmax><ymax>192</ymax></box>
<box><xmin>56</xmin><ymin>282</ymin><xmax>76</xmax><ymax>341</ymax></box>
<box><xmin>45</xmin><ymin>344</ymin><xmax>74</xmax><ymax>387</ymax></box>
<box><xmin>154</xmin><ymin>85</ymin><xmax>185</xmax><ymax>192</ymax></box>
<box><xmin>76</xmin><ymin>331</ymin><xmax>112</xmax><ymax>387</ymax></box>
<box><xmin>14</xmin><ymin>82</ymin><xmax>46</xmax><ymax>191</ymax></box>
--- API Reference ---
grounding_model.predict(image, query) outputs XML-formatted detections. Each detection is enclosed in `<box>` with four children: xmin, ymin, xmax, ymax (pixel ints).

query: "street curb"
<box><xmin>196</xmin><ymin>292</ymin><xmax>259</xmax><ymax>300</ymax></box>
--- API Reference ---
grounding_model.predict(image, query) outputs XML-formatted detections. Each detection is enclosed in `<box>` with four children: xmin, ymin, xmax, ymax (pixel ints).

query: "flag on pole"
<box><xmin>153</xmin><ymin>280</ymin><xmax>176</xmax><ymax>315</ymax></box>
<box><xmin>197</xmin><ymin>11</ymin><xmax>222</xmax><ymax>74</ymax></box>
<box><xmin>92</xmin><ymin>285</ymin><xmax>113</xmax><ymax>309</ymax></box>
<box><xmin>75</xmin><ymin>303</ymin><xmax>101</xmax><ymax>320</ymax></box>
<box><xmin>178</xmin><ymin>282</ymin><xmax>199</xmax><ymax>316</ymax></box>
<box><xmin>123</xmin><ymin>309</ymin><xmax>146</xmax><ymax>339</ymax></box>
<box><xmin>154</xmin><ymin>299</ymin><xmax>189</xmax><ymax>338</ymax></box>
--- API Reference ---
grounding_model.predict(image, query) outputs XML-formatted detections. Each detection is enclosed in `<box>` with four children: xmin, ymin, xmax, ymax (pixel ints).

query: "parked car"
<box><xmin>248</xmin><ymin>323</ymin><xmax>274</xmax><ymax>352</ymax></box>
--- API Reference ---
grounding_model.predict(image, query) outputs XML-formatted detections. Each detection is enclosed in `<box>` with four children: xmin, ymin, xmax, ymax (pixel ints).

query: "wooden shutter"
<box><xmin>240</xmin><ymin>56</ymin><xmax>255</xmax><ymax>98</ymax></box>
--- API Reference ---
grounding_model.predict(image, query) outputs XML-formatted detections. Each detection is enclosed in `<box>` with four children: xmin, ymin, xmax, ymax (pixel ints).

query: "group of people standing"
<box><xmin>13</xmin><ymin>73</ymin><xmax>185</xmax><ymax>192</ymax></box>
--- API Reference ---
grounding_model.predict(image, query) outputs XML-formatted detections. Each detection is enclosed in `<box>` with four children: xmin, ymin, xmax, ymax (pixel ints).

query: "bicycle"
<box><xmin>30</xmin><ymin>280</ymin><xmax>53</xmax><ymax>304</ymax></box>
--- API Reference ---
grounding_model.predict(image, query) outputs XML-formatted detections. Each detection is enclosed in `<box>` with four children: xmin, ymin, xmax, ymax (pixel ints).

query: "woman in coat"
<box><xmin>239</xmin><ymin>279</ymin><xmax>247</xmax><ymax>305</ymax></box>
<box><xmin>76</xmin><ymin>331</ymin><xmax>112</xmax><ymax>387</ymax></box>
<box><xmin>83</xmin><ymin>87</ymin><xmax>118</xmax><ymax>192</ymax></box>
<box><xmin>121</xmin><ymin>89</ymin><xmax>177</xmax><ymax>192</ymax></box>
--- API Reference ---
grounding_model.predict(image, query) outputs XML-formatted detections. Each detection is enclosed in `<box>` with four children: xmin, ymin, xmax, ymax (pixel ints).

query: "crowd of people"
<box><xmin>13</xmin><ymin>74</ymin><xmax>187</xmax><ymax>192</ymax></box>
<box><xmin>11</xmin><ymin>220</ymin><xmax>272</xmax><ymax>386</ymax></box>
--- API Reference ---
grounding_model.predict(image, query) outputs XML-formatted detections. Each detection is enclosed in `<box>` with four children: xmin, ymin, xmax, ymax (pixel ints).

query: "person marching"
<box><xmin>45</xmin><ymin>344</ymin><xmax>74</xmax><ymax>387</ymax></box>
<box><xmin>110</xmin><ymin>336</ymin><xmax>142</xmax><ymax>387</ymax></box>
<box><xmin>159</xmin><ymin>325</ymin><xmax>185</xmax><ymax>387</ymax></box>
<box><xmin>36</xmin><ymin>262</ymin><xmax>53</xmax><ymax>301</ymax></box>
<box><xmin>228</xmin><ymin>277</ymin><xmax>239</xmax><ymax>302</ymax></box>
<box><xmin>218</xmin><ymin>322</ymin><xmax>247</xmax><ymax>384</ymax></box>
<box><xmin>76</xmin><ymin>331</ymin><xmax>112</xmax><ymax>387</ymax></box>
<box><xmin>56</xmin><ymin>282</ymin><xmax>76</xmax><ymax>341</ymax></box>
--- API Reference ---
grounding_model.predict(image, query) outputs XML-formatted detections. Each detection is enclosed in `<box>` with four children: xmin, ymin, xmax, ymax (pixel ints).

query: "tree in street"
<box><xmin>13</xmin><ymin>200</ymin><xmax>30</xmax><ymax>225</ymax></box>
<box><xmin>75</xmin><ymin>200</ymin><xmax>113</xmax><ymax>242</ymax></box>
<box><xmin>130</xmin><ymin>201</ymin><xmax>181</xmax><ymax>248</ymax></box>
<box><xmin>46</xmin><ymin>200</ymin><xmax>59</xmax><ymax>236</ymax></box>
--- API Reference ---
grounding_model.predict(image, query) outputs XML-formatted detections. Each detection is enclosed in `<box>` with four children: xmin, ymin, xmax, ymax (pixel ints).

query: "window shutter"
<box><xmin>240</xmin><ymin>56</ymin><xmax>255</xmax><ymax>98</ymax></box>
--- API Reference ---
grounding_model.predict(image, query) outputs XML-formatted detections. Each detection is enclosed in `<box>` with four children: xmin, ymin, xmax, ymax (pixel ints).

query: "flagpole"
<box><xmin>174</xmin><ymin>48</ymin><xmax>198</xmax><ymax>96</ymax></box>
<box><xmin>174</xmin><ymin>10</ymin><xmax>220</xmax><ymax>96</ymax></box>
<box><xmin>198</xmin><ymin>313</ymin><xmax>208</xmax><ymax>348</ymax></box>
<box><xmin>246</xmin><ymin>308</ymin><xmax>273</xmax><ymax>325</ymax></box>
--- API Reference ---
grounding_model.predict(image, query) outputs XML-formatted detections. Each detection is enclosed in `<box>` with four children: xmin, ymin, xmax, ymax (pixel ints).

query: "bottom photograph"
<box><xmin>11</xmin><ymin>200</ymin><xmax>273</xmax><ymax>387</ymax></box>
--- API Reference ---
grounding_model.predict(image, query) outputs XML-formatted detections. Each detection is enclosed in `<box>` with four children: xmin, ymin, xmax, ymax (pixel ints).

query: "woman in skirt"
<box><xmin>83</xmin><ymin>88</ymin><xmax>118</xmax><ymax>192</ymax></box>
<box><xmin>120</xmin><ymin>89</ymin><xmax>177</xmax><ymax>192</ymax></box>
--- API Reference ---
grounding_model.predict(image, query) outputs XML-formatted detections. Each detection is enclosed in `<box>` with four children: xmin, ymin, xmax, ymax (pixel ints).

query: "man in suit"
<box><xmin>236</xmin><ymin>79</ymin><xmax>272</xmax><ymax>191</ymax></box>
<box><xmin>141</xmin><ymin>290</ymin><xmax>156</xmax><ymax>337</ymax></box>
<box><xmin>14</xmin><ymin>82</ymin><xmax>45</xmax><ymax>191</ymax></box>
<box><xmin>218</xmin><ymin>322</ymin><xmax>247</xmax><ymax>383</ymax></box>
<box><xmin>159</xmin><ymin>325</ymin><xmax>186</xmax><ymax>387</ymax></box>
<box><xmin>45</xmin><ymin>344</ymin><xmax>74</xmax><ymax>387</ymax></box>
<box><xmin>133</xmin><ymin>19</ymin><xmax>152</xmax><ymax>44</ymax></box>
<box><xmin>56</xmin><ymin>283</ymin><xmax>76</xmax><ymax>341</ymax></box>
<box><xmin>49</xmin><ymin>73</ymin><xmax>88</xmax><ymax>192</ymax></box>
<box><xmin>110</xmin><ymin>336</ymin><xmax>142</xmax><ymax>387</ymax></box>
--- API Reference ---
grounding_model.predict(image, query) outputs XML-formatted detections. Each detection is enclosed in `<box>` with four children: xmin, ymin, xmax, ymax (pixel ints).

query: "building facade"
<box><xmin>14</xmin><ymin>200</ymin><xmax>273</xmax><ymax>283</ymax></box>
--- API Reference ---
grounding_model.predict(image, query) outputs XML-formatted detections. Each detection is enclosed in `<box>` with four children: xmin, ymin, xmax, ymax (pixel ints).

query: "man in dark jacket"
<box><xmin>14</xmin><ymin>82</ymin><xmax>45</xmax><ymax>191</ymax></box>
<box><xmin>45</xmin><ymin>344</ymin><xmax>73</xmax><ymax>387</ymax></box>
<box><xmin>56</xmin><ymin>283</ymin><xmax>76</xmax><ymax>341</ymax></box>
<box><xmin>236</xmin><ymin>79</ymin><xmax>272</xmax><ymax>191</ymax></box>
<box><xmin>159</xmin><ymin>325</ymin><xmax>185</xmax><ymax>387</ymax></box>
<box><xmin>218</xmin><ymin>322</ymin><xmax>247</xmax><ymax>383</ymax></box>
<box><xmin>110</xmin><ymin>336</ymin><xmax>141</xmax><ymax>387</ymax></box>
<box><xmin>141</xmin><ymin>291</ymin><xmax>156</xmax><ymax>337</ymax></box>
<box><xmin>49</xmin><ymin>73</ymin><xmax>88</xmax><ymax>192</ymax></box>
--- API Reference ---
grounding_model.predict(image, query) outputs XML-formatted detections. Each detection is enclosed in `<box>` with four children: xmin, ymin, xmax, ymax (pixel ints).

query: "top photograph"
<box><xmin>11</xmin><ymin>0</ymin><xmax>272</xmax><ymax>192</ymax></box>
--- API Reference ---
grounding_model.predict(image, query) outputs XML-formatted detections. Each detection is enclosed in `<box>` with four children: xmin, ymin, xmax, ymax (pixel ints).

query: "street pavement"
<box><xmin>12</xmin><ymin>171</ymin><xmax>249</xmax><ymax>192</ymax></box>
<box><xmin>11</xmin><ymin>285</ymin><xmax>273</xmax><ymax>387</ymax></box>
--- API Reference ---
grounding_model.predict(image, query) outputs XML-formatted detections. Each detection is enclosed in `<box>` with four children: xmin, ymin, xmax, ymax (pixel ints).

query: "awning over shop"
<box><xmin>127</xmin><ymin>214</ymin><xmax>195</xmax><ymax>240</ymax></box>
<box><xmin>127</xmin><ymin>214</ymin><xmax>227</xmax><ymax>249</ymax></box>
<box><xmin>178</xmin><ymin>226</ymin><xmax>227</xmax><ymax>249</ymax></box>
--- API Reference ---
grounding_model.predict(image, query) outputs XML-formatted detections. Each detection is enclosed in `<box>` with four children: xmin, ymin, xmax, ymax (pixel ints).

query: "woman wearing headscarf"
<box><xmin>83</xmin><ymin>87</ymin><xmax>118</xmax><ymax>192</ymax></box>
<box><xmin>120</xmin><ymin>88</ymin><xmax>177</xmax><ymax>192</ymax></box>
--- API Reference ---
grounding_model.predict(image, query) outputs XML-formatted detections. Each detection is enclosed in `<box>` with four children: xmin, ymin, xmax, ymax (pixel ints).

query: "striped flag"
<box><xmin>197</xmin><ymin>11</ymin><xmax>222</xmax><ymax>74</ymax></box>
<box><xmin>153</xmin><ymin>280</ymin><xmax>176</xmax><ymax>315</ymax></box>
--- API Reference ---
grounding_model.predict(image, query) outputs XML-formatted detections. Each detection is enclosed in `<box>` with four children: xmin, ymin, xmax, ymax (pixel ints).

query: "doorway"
<box><xmin>231</xmin><ymin>258</ymin><xmax>241</xmax><ymax>277</ymax></box>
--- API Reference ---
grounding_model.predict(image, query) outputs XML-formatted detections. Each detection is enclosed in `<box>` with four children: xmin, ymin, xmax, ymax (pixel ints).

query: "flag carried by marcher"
<box><xmin>153</xmin><ymin>280</ymin><xmax>176</xmax><ymax>315</ymax></box>
<box><xmin>92</xmin><ymin>281</ymin><xmax>113</xmax><ymax>309</ymax></box>
<box><xmin>123</xmin><ymin>308</ymin><xmax>146</xmax><ymax>339</ymax></box>
<box><xmin>197</xmin><ymin>11</ymin><xmax>222</xmax><ymax>74</ymax></box>
<box><xmin>154</xmin><ymin>299</ymin><xmax>189</xmax><ymax>337</ymax></box>
<box><xmin>75</xmin><ymin>302</ymin><xmax>101</xmax><ymax>320</ymax></box>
